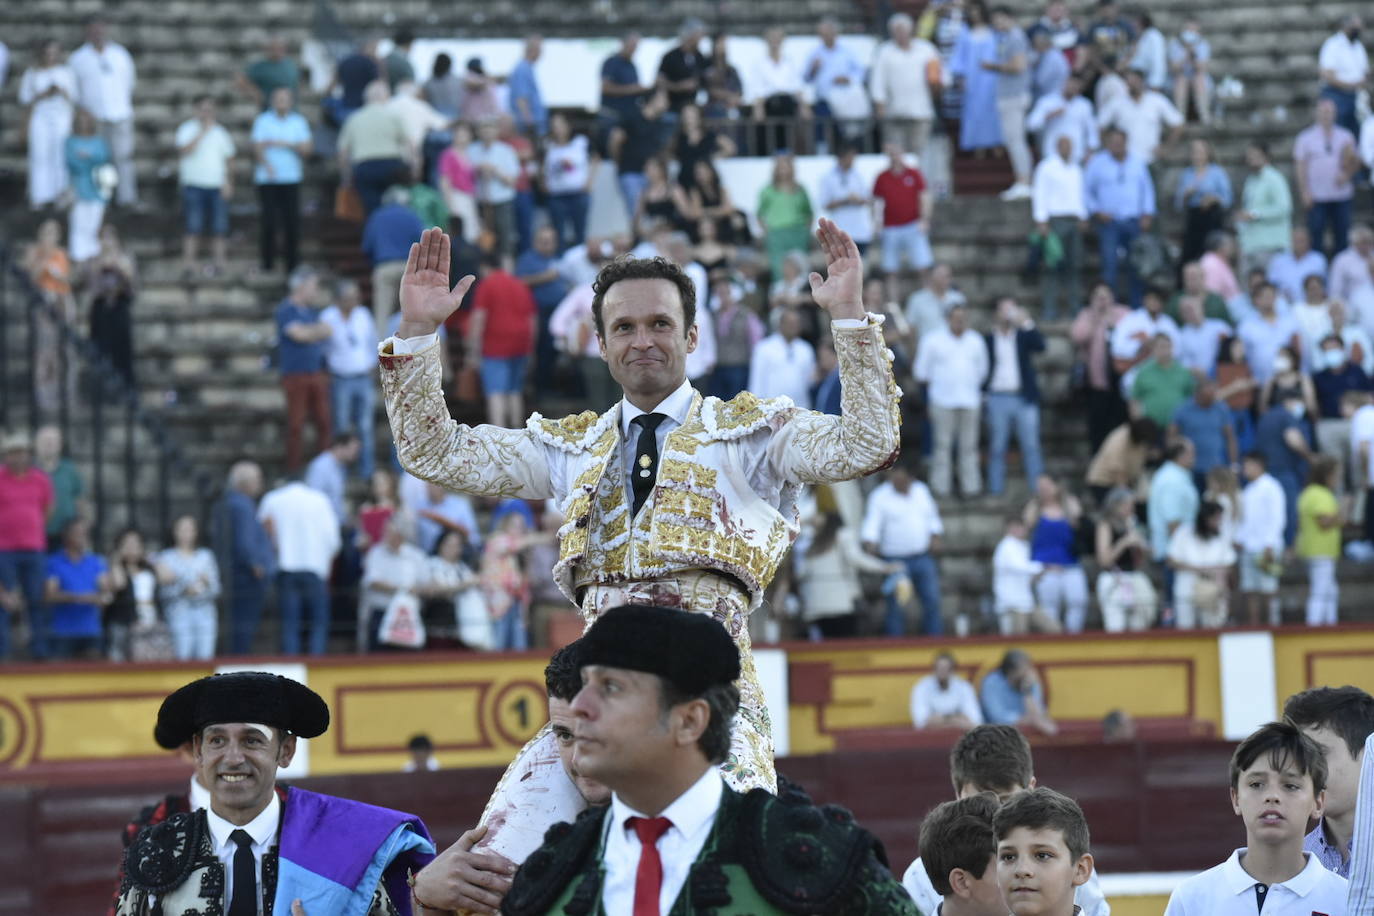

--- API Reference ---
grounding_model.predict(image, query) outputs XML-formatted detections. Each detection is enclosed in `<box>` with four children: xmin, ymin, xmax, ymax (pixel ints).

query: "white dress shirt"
<box><xmin>1097</xmin><ymin>90</ymin><xmax>1183</xmax><ymax>163</ymax></box>
<box><xmin>686</xmin><ymin>304</ymin><xmax>716</xmax><ymax>381</ymax></box>
<box><xmin>820</xmin><ymin>166</ymin><xmax>874</xmax><ymax>243</ymax></box>
<box><xmin>602</xmin><ymin>768</ymin><xmax>723</xmax><ymax>915</ymax></box>
<box><xmin>189</xmin><ymin>775</ymin><xmax>212</xmax><ymax>811</ymax></box>
<box><xmin>1026</xmin><ymin>92</ymin><xmax>1098</xmax><ymax>162</ymax></box>
<box><xmin>361</xmin><ymin>542</ymin><xmax>430</xmax><ymax>609</ymax></box>
<box><xmin>1176</xmin><ymin>319</ymin><xmax>1231</xmax><ymax>375</ymax></box>
<box><xmin>1163</xmin><ymin>848</ymin><xmax>1348</xmax><ymax>916</ymax></box>
<box><xmin>205</xmin><ymin>792</ymin><xmax>281</xmax><ymax>916</ymax></box>
<box><xmin>913</xmin><ymin>327</ymin><xmax>988</xmax><ymax>409</ymax></box>
<box><xmin>992</xmin><ymin>534</ymin><xmax>1043</xmax><ymax>612</ymax></box>
<box><xmin>861</xmin><ymin>480</ymin><xmax>943</xmax><ymax>556</ymax></box>
<box><xmin>1031</xmin><ymin>154</ymin><xmax>1088</xmax><ymax>223</ymax></box>
<box><xmin>1320</xmin><ymin>32</ymin><xmax>1370</xmax><ymax>85</ymax></box>
<box><xmin>68</xmin><ymin>41</ymin><xmax>136</xmax><ymax>121</ymax></box>
<box><xmin>1109</xmin><ymin>310</ymin><xmax>1181</xmax><ymax>362</ymax></box>
<box><xmin>620</xmin><ymin>377</ymin><xmax>697</xmax><ymax>484</ymax></box>
<box><xmin>910</xmin><ymin>674</ymin><xmax>983</xmax><ymax>728</ymax></box>
<box><xmin>1351</xmin><ymin>404</ymin><xmax>1374</xmax><ymax>486</ymax></box>
<box><xmin>1237</xmin><ymin>473</ymin><xmax>1286</xmax><ymax>554</ymax></box>
<box><xmin>748</xmin><ymin>52</ymin><xmax>804</xmax><ymax>102</ymax></box>
<box><xmin>748</xmin><ymin>334</ymin><xmax>817</xmax><ymax>409</ymax></box>
<box><xmin>257</xmin><ymin>482</ymin><xmax>341</xmax><ymax>578</ymax></box>
<box><xmin>988</xmin><ymin>328</ymin><xmax>1022</xmax><ymax>393</ymax></box>
<box><xmin>869</xmin><ymin>39</ymin><xmax>938</xmax><ymax>120</ymax></box>
<box><xmin>320</xmin><ymin>305</ymin><xmax>380</xmax><ymax>375</ymax></box>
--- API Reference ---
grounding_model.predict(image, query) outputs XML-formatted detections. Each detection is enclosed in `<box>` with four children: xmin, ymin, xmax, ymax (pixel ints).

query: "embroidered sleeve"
<box><xmin>379</xmin><ymin>342</ymin><xmax>555</xmax><ymax>499</ymax></box>
<box><xmin>765</xmin><ymin>316</ymin><xmax>902</xmax><ymax>485</ymax></box>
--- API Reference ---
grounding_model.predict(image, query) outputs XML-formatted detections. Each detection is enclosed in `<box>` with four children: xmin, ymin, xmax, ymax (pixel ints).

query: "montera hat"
<box><xmin>154</xmin><ymin>671</ymin><xmax>330</xmax><ymax>749</ymax></box>
<box><xmin>577</xmin><ymin>605</ymin><xmax>740</xmax><ymax>696</ymax></box>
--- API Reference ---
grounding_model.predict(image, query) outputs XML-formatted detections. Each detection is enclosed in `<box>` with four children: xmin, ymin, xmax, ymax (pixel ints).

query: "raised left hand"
<box><xmin>807</xmin><ymin>218</ymin><xmax>865</xmax><ymax>321</ymax></box>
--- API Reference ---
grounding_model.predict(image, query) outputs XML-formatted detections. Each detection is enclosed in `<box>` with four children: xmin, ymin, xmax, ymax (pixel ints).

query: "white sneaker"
<box><xmin>999</xmin><ymin>182</ymin><xmax>1032</xmax><ymax>201</ymax></box>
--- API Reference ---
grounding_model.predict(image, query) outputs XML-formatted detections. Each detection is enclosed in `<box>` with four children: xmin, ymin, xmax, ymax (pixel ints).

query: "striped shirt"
<box><xmin>1348</xmin><ymin>733</ymin><xmax>1374</xmax><ymax>915</ymax></box>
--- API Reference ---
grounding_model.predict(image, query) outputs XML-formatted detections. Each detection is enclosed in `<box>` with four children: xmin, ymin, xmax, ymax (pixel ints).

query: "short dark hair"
<box><xmin>332</xmin><ymin>430</ymin><xmax>360</xmax><ymax>449</ymax></box>
<box><xmin>1229</xmin><ymin>720</ymin><xmax>1328</xmax><ymax>793</ymax></box>
<box><xmin>950</xmin><ymin>725</ymin><xmax>1034</xmax><ymax>794</ymax></box>
<box><xmin>590</xmin><ymin>256</ymin><xmax>696</xmax><ymax>340</ymax></box>
<box><xmin>408</xmin><ymin>733</ymin><xmax>433</xmax><ymax>752</ymax></box>
<box><xmin>919</xmin><ymin>794</ymin><xmax>999</xmax><ymax>896</ymax></box>
<box><xmin>394</xmin><ymin>29</ymin><xmax>415</xmax><ymax>46</ymax></box>
<box><xmin>1164</xmin><ymin>438</ymin><xmax>1191</xmax><ymax>463</ymax></box>
<box><xmin>193</xmin><ymin>93</ymin><xmax>214</xmax><ymax>106</ymax></box>
<box><xmin>659</xmin><ymin>679</ymin><xmax>739</xmax><ymax>764</ymax></box>
<box><xmin>1283</xmin><ymin>686</ymin><xmax>1374</xmax><ymax>758</ymax></box>
<box><xmin>544</xmin><ymin>641</ymin><xmax>584</xmax><ymax>701</ymax></box>
<box><xmin>1248</xmin><ymin>141</ymin><xmax>1270</xmax><ymax>159</ymax></box>
<box><xmin>1242</xmin><ymin>449</ymin><xmax>1267</xmax><ymax>468</ymax></box>
<box><xmin>432</xmin><ymin>52</ymin><xmax>452</xmax><ymax>78</ymax></box>
<box><xmin>994</xmin><ymin>787</ymin><xmax>1091</xmax><ymax>860</ymax></box>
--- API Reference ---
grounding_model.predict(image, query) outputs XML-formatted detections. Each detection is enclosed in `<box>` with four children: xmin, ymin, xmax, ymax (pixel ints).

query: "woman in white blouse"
<box><xmin>425</xmin><ymin>529</ymin><xmax>488</xmax><ymax>650</ymax></box>
<box><xmin>18</xmin><ymin>39</ymin><xmax>77</xmax><ymax>209</ymax></box>
<box><xmin>155</xmin><ymin>515</ymin><xmax>221</xmax><ymax>660</ymax></box>
<box><xmin>541</xmin><ymin>112</ymin><xmax>597</xmax><ymax>251</ymax></box>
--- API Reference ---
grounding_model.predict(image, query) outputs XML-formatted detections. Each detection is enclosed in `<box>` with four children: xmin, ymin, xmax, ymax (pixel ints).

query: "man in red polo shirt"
<box><xmin>0</xmin><ymin>431</ymin><xmax>54</xmax><ymax>659</ymax></box>
<box><xmin>467</xmin><ymin>249</ymin><xmax>537</xmax><ymax>428</ymax></box>
<box><xmin>873</xmin><ymin>141</ymin><xmax>935</xmax><ymax>303</ymax></box>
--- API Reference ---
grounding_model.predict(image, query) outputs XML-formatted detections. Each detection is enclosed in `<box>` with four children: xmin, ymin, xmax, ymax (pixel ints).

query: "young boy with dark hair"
<box><xmin>1283</xmin><ymin>684</ymin><xmax>1374</xmax><ymax>877</ymax></box>
<box><xmin>919</xmin><ymin>794</ymin><xmax>1007</xmax><ymax>916</ymax></box>
<box><xmin>902</xmin><ymin>725</ymin><xmax>1108</xmax><ymax>915</ymax></box>
<box><xmin>993</xmin><ymin>787</ymin><xmax>1094</xmax><ymax>916</ymax></box>
<box><xmin>1164</xmin><ymin>720</ymin><xmax>1348</xmax><ymax>914</ymax></box>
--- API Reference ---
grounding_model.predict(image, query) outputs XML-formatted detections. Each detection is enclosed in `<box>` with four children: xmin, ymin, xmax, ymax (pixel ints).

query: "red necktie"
<box><xmin>628</xmin><ymin>815</ymin><xmax>674</xmax><ymax>916</ymax></box>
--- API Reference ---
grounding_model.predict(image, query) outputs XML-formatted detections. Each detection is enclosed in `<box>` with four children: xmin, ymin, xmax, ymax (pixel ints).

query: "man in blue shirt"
<box><xmin>804</xmin><ymin>16</ymin><xmax>865</xmax><ymax>153</ymax></box>
<box><xmin>516</xmin><ymin>225</ymin><xmax>571</xmax><ymax>393</ymax></box>
<box><xmin>508</xmin><ymin>35</ymin><xmax>547</xmax><ymax>138</ymax></box>
<box><xmin>980</xmin><ymin>649</ymin><xmax>1057</xmax><ymax>735</ymax></box>
<box><xmin>1256</xmin><ymin>394</ymin><xmax>1316</xmax><ymax>545</ymax></box>
<box><xmin>276</xmin><ymin>266</ymin><xmax>334</xmax><ymax>470</ymax></box>
<box><xmin>1085</xmin><ymin>126</ymin><xmax>1156</xmax><ymax>308</ymax></box>
<box><xmin>363</xmin><ymin>186</ymin><xmax>425</xmax><ymax>334</ymax></box>
<box><xmin>45</xmin><ymin>518</ymin><xmax>109</xmax><ymax>660</ymax></box>
<box><xmin>1171</xmin><ymin>380</ymin><xmax>1236</xmax><ymax>487</ymax></box>
<box><xmin>597</xmin><ymin>32</ymin><xmax>648</xmax><ymax>147</ymax></box>
<box><xmin>213</xmin><ymin>460</ymin><xmax>274</xmax><ymax>654</ymax></box>
<box><xmin>251</xmin><ymin>87</ymin><xmax>312</xmax><ymax>273</ymax></box>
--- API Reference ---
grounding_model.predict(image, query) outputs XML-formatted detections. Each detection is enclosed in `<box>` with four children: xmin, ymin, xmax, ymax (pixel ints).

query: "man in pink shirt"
<box><xmin>1199</xmin><ymin>229</ymin><xmax>1240</xmax><ymax>302</ymax></box>
<box><xmin>0</xmin><ymin>432</ymin><xmax>54</xmax><ymax>659</ymax></box>
<box><xmin>1069</xmin><ymin>282</ymin><xmax>1132</xmax><ymax>452</ymax></box>
<box><xmin>1294</xmin><ymin>97</ymin><xmax>1359</xmax><ymax>257</ymax></box>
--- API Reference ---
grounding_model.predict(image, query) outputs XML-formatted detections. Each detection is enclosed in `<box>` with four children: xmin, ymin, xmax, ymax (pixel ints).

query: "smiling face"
<box><xmin>1297</xmin><ymin>725</ymin><xmax>1362</xmax><ymax>820</ymax></box>
<box><xmin>548</xmin><ymin>696</ymin><xmax>612</xmax><ymax>805</ymax></box>
<box><xmin>1230</xmin><ymin>754</ymin><xmax>1324</xmax><ymax>846</ymax></box>
<box><xmin>997</xmin><ymin>827</ymin><xmax>1092</xmax><ymax>916</ymax></box>
<box><xmin>598</xmin><ymin>278</ymin><xmax>697</xmax><ymax>407</ymax></box>
<box><xmin>194</xmin><ymin>724</ymin><xmax>296</xmax><ymax>825</ymax></box>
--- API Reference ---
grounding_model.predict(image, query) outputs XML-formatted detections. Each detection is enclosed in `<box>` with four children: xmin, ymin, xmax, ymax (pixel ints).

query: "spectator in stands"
<box><xmin>215</xmin><ymin>461</ymin><xmax>271</xmax><ymax>654</ymax></box>
<box><xmin>436</xmin><ymin>123</ymin><xmax>479</xmax><ymax>243</ymax></box>
<box><xmin>1328</xmin><ymin>299</ymin><xmax>1372</xmax><ymax>373</ymax></box>
<box><xmin>1093</xmin><ymin>485</ymin><xmax>1156</xmax><ymax>631</ymax></box>
<box><xmin>1237</xmin><ymin>451</ymin><xmax>1287</xmax><ymax>624</ymax></box>
<box><xmin>1172</xmin><ymin>379</ymin><xmax>1236</xmax><ymax>486</ymax></box>
<box><xmin>405</xmin><ymin>734</ymin><xmax>438</xmax><ymax>772</ymax></box>
<box><xmin>711</xmin><ymin>276</ymin><xmax>763</xmax><ymax>401</ymax></box>
<box><xmin>1031</xmin><ymin>134</ymin><xmax>1088</xmax><ymax>319</ymax></box>
<box><xmin>329</xmin><ymin>38</ymin><xmax>380</xmax><ymax>125</ymax></box>
<box><xmin>748</xmin><ymin>308</ymin><xmax>816</xmax><ymax>409</ymax></box>
<box><xmin>517</xmin><ymin>225</ymin><xmax>571</xmax><ymax>391</ymax></box>
<box><xmin>1236</xmin><ymin>142</ymin><xmax>1294</xmax><ymax>277</ymax></box>
<box><xmin>1129</xmin><ymin>12</ymin><xmax>1167</xmax><ymax>93</ymax></box>
<box><xmin>750</xmin><ymin>27</ymin><xmax>808</xmax><ymax>154</ymax></box>
<box><xmin>1298</xmin><ymin>457</ymin><xmax>1343</xmax><ymax>626</ymax></box>
<box><xmin>916</xmin><ymin>303</ymin><xmax>988</xmax><ymax>497</ymax></box>
<box><xmin>980</xmin><ymin>649</ymin><xmax>1056</xmax><ymax>735</ymax></box>
<box><xmin>795</xmin><ymin>510</ymin><xmax>897</xmax><ymax>639</ymax></box>
<box><xmin>674</xmin><ymin>104</ymin><xmax>734</xmax><ymax>193</ymax></box>
<box><xmin>19</xmin><ymin>39</ymin><xmax>76</xmax><ymax>211</ymax></box>
<box><xmin>1174</xmin><ymin>294</ymin><xmax>1231</xmax><ymax>378</ymax></box>
<box><xmin>874</xmin><ymin>142</ymin><xmax>934</xmax><ymax>302</ymax></box>
<box><xmin>387</xmin><ymin>82</ymin><xmax>451</xmax><ymax>183</ymax></box>
<box><xmin>1167</xmin><ymin>18</ymin><xmax>1212</xmax><ymax>124</ymax></box>
<box><xmin>1319</xmin><ymin>14</ymin><xmax>1368</xmax><ymax>137</ymax></box>
<box><xmin>508</xmin><ymin>34</ymin><xmax>547</xmax><ymax>137</ymax></box>
<box><xmin>911</xmin><ymin>651</ymin><xmax>983</xmax><ymax>729</ymax></box>
<box><xmin>542</xmin><ymin>114</ymin><xmax>595</xmax><ymax>251</ymax></box>
<box><xmin>1330</xmin><ymin>224</ymin><xmax>1374</xmax><ymax>318</ymax></box>
<box><xmin>415</xmin><ymin>481</ymin><xmax>480</xmax><ymax>555</ymax></box>
<box><xmin>1147</xmin><ymin>437</ymin><xmax>1198</xmax><ymax>615</ymax></box>
<box><xmin>469</xmin><ymin>250</ymin><xmax>536</xmax><ymax>428</ymax></box>
<box><xmin>657</xmin><ymin>17</ymin><xmax>708</xmax><ymax>113</ymax></box>
<box><xmin>0</xmin><ymin>432</ymin><xmax>53</xmax><ymax>659</ymax></box>
<box><xmin>1174</xmin><ymin>139</ymin><xmax>1233</xmax><ymax>267</ymax></box>
<box><xmin>1085</xmin><ymin>127</ymin><xmax>1155</xmax><ymax>308</ymax></box>
<box><xmin>1294</xmin><ymin>275</ymin><xmax>1336</xmax><ymax>369</ymax></box>
<box><xmin>821</xmin><ymin>143</ymin><xmax>874</xmax><ymax>255</ymax></box>
<box><xmin>459</xmin><ymin>58</ymin><xmax>502</xmax><ymax>123</ymax></box>
<box><xmin>305</xmin><ymin>432</ymin><xmax>360</xmax><ymax>522</ymax></box>
<box><xmin>1313</xmin><ymin>335</ymin><xmax>1370</xmax><ymax>492</ymax></box>
<box><xmin>992</xmin><ymin>513</ymin><xmax>1057</xmax><ymax>634</ymax></box>
<box><xmin>1084</xmin><ymin>0</ymin><xmax>1135</xmax><ymax>62</ymax></box>
<box><xmin>862</xmin><ymin>459</ymin><xmax>944</xmax><ymax>636</ymax></box>
<box><xmin>757</xmin><ymin>153</ymin><xmax>813</xmax><ymax>276</ymax></box>
<box><xmin>250</xmin><ymin>87</ymin><xmax>310</xmax><ymax>275</ymax></box>
<box><xmin>363</xmin><ymin>186</ymin><xmax>424</xmax><ymax>333</ymax></box>
<box><xmin>1027</xmin><ymin>72</ymin><xmax>1097</xmax><ymax>163</ymax></box>
<box><xmin>906</xmin><ymin>263</ymin><xmax>967</xmax><ymax>338</ymax></box>
<box><xmin>239</xmin><ymin>37</ymin><xmax>299</xmax><ymax>110</ymax></box>
<box><xmin>1098</xmin><ymin>67</ymin><xmax>1183</xmax><ymax>167</ymax></box>
<box><xmin>68</xmin><ymin>15</ymin><xmax>137</xmax><ymax>208</ymax></box>
<box><xmin>1268</xmin><ymin>225</ymin><xmax>1328</xmax><ymax>306</ymax></box>
<box><xmin>950</xmin><ymin>2</ymin><xmax>1002</xmax><ymax>158</ymax></box>
<box><xmin>44</xmin><ymin>518</ymin><xmax>108</xmax><ymax>659</ymax></box>
<box><xmin>804</xmin><ymin>16</ymin><xmax>865</xmax><ymax>153</ymax></box>
<box><xmin>87</xmin><ymin>251</ymin><xmax>134</xmax><ymax>390</ymax></box>
<box><xmin>1092</xmin><ymin>52</ymin><xmax>1127</xmax><ymax>113</ymax></box>
<box><xmin>682</xmin><ymin>160</ymin><xmax>746</xmax><ymax>245</ymax></box>
<box><xmin>501</xmin><ymin>114</ymin><xmax>539</xmax><ymax>256</ymax></box>
<box><xmin>609</xmin><ymin>91</ymin><xmax>669</xmax><ymax>223</ymax></box>
<box><xmin>104</xmin><ymin>527</ymin><xmax>155</xmax><ymax>662</ymax></box>
<box><xmin>703</xmin><ymin>32</ymin><xmax>744</xmax><ymax>123</ymax></box>
<box><xmin>1034</xmin><ymin>1</ymin><xmax>1080</xmax><ymax>59</ymax></box>
<box><xmin>276</xmin><ymin>267</ymin><xmax>333</xmax><ymax>470</ymax></box>
<box><xmin>481</xmin><ymin>508</ymin><xmax>547</xmax><ymax>651</ymax></box>
<box><xmin>359</xmin><ymin>513</ymin><xmax>428</xmax><ymax>652</ymax></box>
<box><xmin>870</xmin><ymin>13</ymin><xmax>939</xmax><ymax>165</ymax></box>
<box><xmin>1296</xmin><ymin>97</ymin><xmax>1358</xmax><ymax>259</ymax></box>
<box><xmin>984</xmin><ymin>296</ymin><xmax>1045</xmax><ymax>495</ymax></box>
<box><xmin>1200</xmin><ymin>231</ymin><xmax>1242</xmax><ymax>307</ymax></box>
<box><xmin>259</xmin><ymin>472</ymin><xmax>340</xmax><ymax>655</ymax></box>
<box><xmin>32</xmin><ymin>427</ymin><xmax>79</xmax><ymax>551</ymax></box>
<box><xmin>1111</xmin><ymin>287</ymin><xmax>1178</xmax><ymax>388</ymax></box>
<box><xmin>1167</xmin><ymin>500</ymin><xmax>1235</xmax><ymax>629</ymax></box>
<box><xmin>384</xmin><ymin>30</ymin><xmax>415</xmax><ymax>90</ymax></box>
<box><xmin>339</xmin><ymin>81</ymin><xmax>411</xmax><ymax>216</ymax></box>
<box><xmin>423</xmin><ymin>53</ymin><xmax>462</xmax><ymax>119</ymax></box>
<box><xmin>986</xmin><ymin>6</ymin><xmax>1033</xmax><ymax>201</ymax></box>
<box><xmin>1239</xmin><ymin>282</ymin><xmax>1302</xmax><ymax>384</ymax></box>
<box><xmin>64</xmin><ymin>108</ymin><xmax>109</xmax><ymax>265</ymax></box>
<box><xmin>1085</xmin><ymin>417</ymin><xmax>1159</xmax><ymax>505</ymax></box>
<box><xmin>1029</xmin><ymin>28</ymin><xmax>1070</xmax><ymax>102</ymax></box>
<box><xmin>1070</xmin><ymin>283</ymin><xmax>1131</xmax><ymax>452</ymax></box>
<box><xmin>1258</xmin><ymin>345</ymin><xmax>1319</xmax><ymax>423</ymax></box>
<box><xmin>1132</xmin><ymin>332</ymin><xmax>1195</xmax><ymax>429</ymax></box>
<box><xmin>426</xmin><ymin>529</ymin><xmax>486</xmax><ymax>650</ymax></box>
<box><xmin>1023</xmin><ymin>474</ymin><xmax>1089</xmax><ymax>633</ymax></box>
<box><xmin>598</xmin><ymin>31</ymin><xmax>648</xmax><ymax>135</ymax></box>
<box><xmin>155</xmin><ymin>516</ymin><xmax>220</xmax><ymax>660</ymax></box>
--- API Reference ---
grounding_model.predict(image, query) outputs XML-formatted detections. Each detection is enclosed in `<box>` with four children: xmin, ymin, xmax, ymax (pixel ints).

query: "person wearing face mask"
<box><xmin>1293</xmin><ymin>273</ymin><xmax>1336</xmax><ymax>369</ymax></box>
<box><xmin>1319</xmin><ymin>14</ymin><xmax>1369</xmax><ymax>137</ymax></box>
<box><xmin>1255</xmin><ymin>391</ymin><xmax>1317</xmax><ymax>547</ymax></box>
<box><xmin>1260</xmin><ymin>345</ymin><xmax>1320</xmax><ymax>420</ymax></box>
<box><xmin>1312</xmin><ymin>334</ymin><xmax>1372</xmax><ymax>509</ymax></box>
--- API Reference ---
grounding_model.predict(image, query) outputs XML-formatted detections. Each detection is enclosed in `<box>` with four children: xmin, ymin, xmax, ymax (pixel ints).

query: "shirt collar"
<box><xmin>189</xmin><ymin>775</ymin><xmax>212</xmax><ymax>812</ymax></box>
<box><xmin>1222</xmin><ymin>848</ymin><xmax>1326</xmax><ymax>897</ymax></box>
<box><xmin>620</xmin><ymin>378</ymin><xmax>695</xmax><ymax>441</ymax></box>
<box><xmin>611</xmin><ymin>767</ymin><xmax>724</xmax><ymax>842</ymax></box>
<box><xmin>206</xmin><ymin>791</ymin><xmax>281</xmax><ymax>854</ymax></box>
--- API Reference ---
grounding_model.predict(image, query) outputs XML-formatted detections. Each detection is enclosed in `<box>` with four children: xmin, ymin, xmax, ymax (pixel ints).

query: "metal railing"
<box><xmin>0</xmin><ymin>246</ymin><xmax>215</xmax><ymax>547</ymax></box>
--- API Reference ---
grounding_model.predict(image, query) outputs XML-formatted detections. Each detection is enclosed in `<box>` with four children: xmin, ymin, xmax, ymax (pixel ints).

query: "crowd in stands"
<box><xmin>9</xmin><ymin>3</ymin><xmax>1374</xmax><ymax>659</ymax></box>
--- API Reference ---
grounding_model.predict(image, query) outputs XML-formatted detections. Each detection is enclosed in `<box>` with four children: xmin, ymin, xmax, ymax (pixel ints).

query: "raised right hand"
<box><xmin>398</xmin><ymin>227</ymin><xmax>476</xmax><ymax>338</ymax></box>
<box><xmin>411</xmin><ymin>824</ymin><xmax>517</xmax><ymax>915</ymax></box>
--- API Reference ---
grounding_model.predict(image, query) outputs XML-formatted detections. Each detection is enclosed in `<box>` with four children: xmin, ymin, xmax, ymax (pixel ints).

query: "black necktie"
<box><xmin>631</xmin><ymin>413</ymin><xmax>667</xmax><ymax>518</ymax></box>
<box><xmin>1253</xmin><ymin>883</ymin><xmax>1268</xmax><ymax>914</ymax></box>
<box><xmin>228</xmin><ymin>829</ymin><xmax>256</xmax><ymax>916</ymax></box>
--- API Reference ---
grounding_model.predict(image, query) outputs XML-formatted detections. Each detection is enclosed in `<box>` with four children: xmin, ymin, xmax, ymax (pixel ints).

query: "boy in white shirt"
<box><xmin>993</xmin><ymin>515</ymin><xmax>1060</xmax><ymax>634</ymax></box>
<box><xmin>1164</xmin><ymin>720</ymin><xmax>1349</xmax><ymax>915</ymax></box>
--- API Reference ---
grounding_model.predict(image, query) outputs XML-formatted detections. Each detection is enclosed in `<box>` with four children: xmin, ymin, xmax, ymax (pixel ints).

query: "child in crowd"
<box><xmin>919</xmin><ymin>794</ymin><xmax>1008</xmax><ymax>916</ymax></box>
<box><xmin>1297</xmin><ymin>456</ymin><xmax>1342</xmax><ymax>626</ymax></box>
<box><xmin>992</xmin><ymin>515</ymin><xmax>1059</xmax><ymax>634</ymax></box>
<box><xmin>1163</xmin><ymin>720</ymin><xmax>1348</xmax><ymax>914</ymax></box>
<box><xmin>1237</xmin><ymin>451</ymin><xmax>1286</xmax><ymax>626</ymax></box>
<box><xmin>903</xmin><ymin>725</ymin><xmax>1109</xmax><ymax>915</ymax></box>
<box><xmin>1284</xmin><ymin>685</ymin><xmax>1374</xmax><ymax>879</ymax></box>
<box><xmin>993</xmin><ymin>787</ymin><xmax>1095</xmax><ymax>916</ymax></box>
